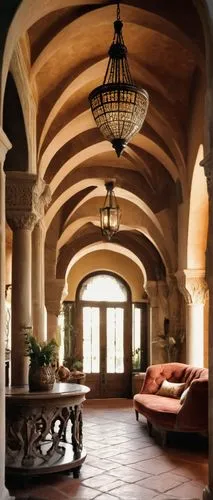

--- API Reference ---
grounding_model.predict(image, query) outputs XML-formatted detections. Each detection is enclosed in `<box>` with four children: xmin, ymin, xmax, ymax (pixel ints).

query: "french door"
<box><xmin>77</xmin><ymin>301</ymin><xmax>132</xmax><ymax>398</ymax></box>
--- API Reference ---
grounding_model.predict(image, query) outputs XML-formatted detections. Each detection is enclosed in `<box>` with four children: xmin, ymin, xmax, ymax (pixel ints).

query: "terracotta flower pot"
<box><xmin>29</xmin><ymin>365</ymin><xmax>55</xmax><ymax>392</ymax></box>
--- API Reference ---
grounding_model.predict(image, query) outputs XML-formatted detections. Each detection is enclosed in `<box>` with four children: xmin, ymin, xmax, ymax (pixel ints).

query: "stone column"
<box><xmin>145</xmin><ymin>281</ymin><xmax>159</xmax><ymax>365</ymax></box>
<box><xmin>201</xmin><ymin>151</ymin><xmax>213</xmax><ymax>500</ymax></box>
<box><xmin>6</xmin><ymin>172</ymin><xmax>48</xmax><ymax>386</ymax></box>
<box><xmin>0</xmin><ymin>128</ymin><xmax>14</xmax><ymax>500</ymax></box>
<box><xmin>176</xmin><ymin>269</ymin><xmax>208</xmax><ymax>367</ymax></box>
<box><xmin>32</xmin><ymin>181</ymin><xmax>50</xmax><ymax>343</ymax></box>
<box><xmin>32</xmin><ymin>221</ymin><xmax>45</xmax><ymax>342</ymax></box>
<box><xmin>46</xmin><ymin>279</ymin><xmax>65</xmax><ymax>340</ymax></box>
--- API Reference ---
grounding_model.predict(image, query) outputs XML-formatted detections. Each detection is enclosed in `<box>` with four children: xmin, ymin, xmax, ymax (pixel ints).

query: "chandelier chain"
<box><xmin>117</xmin><ymin>1</ymin><xmax>120</xmax><ymax>21</ymax></box>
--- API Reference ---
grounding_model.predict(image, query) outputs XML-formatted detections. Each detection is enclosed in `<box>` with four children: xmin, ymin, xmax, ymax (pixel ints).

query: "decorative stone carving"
<box><xmin>7</xmin><ymin>212</ymin><xmax>38</xmax><ymax>231</ymax></box>
<box><xmin>145</xmin><ymin>281</ymin><xmax>158</xmax><ymax>307</ymax></box>
<box><xmin>176</xmin><ymin>269</ymin><xmax>208</xmax><ymax>305</ymax></box>
<box><xmin>6</xmin><ymin>172</ymin><xmax>51</xmax><ymax>231</ymax></box>
<box><xmin>33</xmin><ymin>176</ymin><xmax>51</xmax><ymax>217</ymax></box>
<box><xmin>0</xmin><ymin>128</ymin><xmax>12</xmax><ymax>163</ymax></box>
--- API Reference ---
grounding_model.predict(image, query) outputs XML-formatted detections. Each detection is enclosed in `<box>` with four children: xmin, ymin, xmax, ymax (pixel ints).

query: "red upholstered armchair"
<box><xmin>133</xmin><ymin>363</ymin><xmax>208</xmax><ymax>436</ymax></box>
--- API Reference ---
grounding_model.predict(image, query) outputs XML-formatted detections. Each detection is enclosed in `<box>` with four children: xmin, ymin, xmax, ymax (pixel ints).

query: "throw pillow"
<box><xmin>157</xmin><ymin>379</ymin><xmax>186</xmax><ymax>399</ymax></box>
<box><xmin>180</xmin><ymin>386</ymin><xmax>190</xmax><ymax>405</ymax></box>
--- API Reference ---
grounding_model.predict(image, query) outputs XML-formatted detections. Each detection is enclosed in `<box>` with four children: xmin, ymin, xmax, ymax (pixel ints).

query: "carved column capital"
<box><xmin>6</xmin><ymin>172</ymin><xmax>51</xmax><ymax>231</ymax></box>
<box><xmin>0</xmin><ymin>128</ymin><xmax>12</xmax><ymax>163</ymax></box>
<box><xmin>175</xmin><ymin>269</ymin><xmax>208</xmax><ymax>305</ymax></box>
<box><xmin>145</xmin><ymin>281</ymin><xmax>158</xmax><ymax>307</ymax></box>
<box><xmin>33</xmin><ymin>177</ymin><xmax>51</xmax><ymax>218</ymax></box>
<box><xmin>200</xmin><ymin>150</ymin><xmax>213</xmax><ymax>197</ymax></box>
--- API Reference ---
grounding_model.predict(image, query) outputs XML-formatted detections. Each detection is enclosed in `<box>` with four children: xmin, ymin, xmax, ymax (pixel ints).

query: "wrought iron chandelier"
<box><xmin>100</xmin><ymin>181</ymin><xmax>121</xmax><ymax>240</ymax></box>
<box><xmin>89</xmin><ymin>1</ymin><xmax>149</xmax><ymax>157</ymax></box>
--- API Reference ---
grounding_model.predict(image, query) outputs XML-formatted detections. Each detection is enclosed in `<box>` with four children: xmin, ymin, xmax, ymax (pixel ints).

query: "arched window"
<box><xmin>79</xmin><ymin>274</ymin><xmax>127</xmax><ymax>302</ymax></box>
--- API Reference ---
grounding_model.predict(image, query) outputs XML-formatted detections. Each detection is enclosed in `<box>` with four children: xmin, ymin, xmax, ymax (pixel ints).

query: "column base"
<box><xmin>203</xmin><ymin>486</ymin><xmax>213</xmax><ymax>499</ymax></box>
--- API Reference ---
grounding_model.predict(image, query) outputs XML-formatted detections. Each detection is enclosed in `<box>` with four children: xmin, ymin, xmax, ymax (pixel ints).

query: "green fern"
<box><xmin>25</xmin><ymin>335</ymin><xmax>58</xmax><ymax>367</ymax></box>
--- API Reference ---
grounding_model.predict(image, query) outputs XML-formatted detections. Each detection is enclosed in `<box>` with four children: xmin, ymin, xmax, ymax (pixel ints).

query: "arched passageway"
<box><xmin>0</xmin><ymin>0</ymin><xmax>213</xmax><ymax>498</ymax></box>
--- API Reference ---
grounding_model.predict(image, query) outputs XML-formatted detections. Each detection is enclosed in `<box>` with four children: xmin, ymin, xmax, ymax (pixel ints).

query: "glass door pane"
<box><xmin>83</xmin><ymin>307</ymin><xmax>100</xmax><ymax>373</ymax></box>
<box><xmin>132</xmin><ymin>306</ymin><xmax>142</xmax><ymax>370</ymax></box>
<box><xmin>106</xmin><ymin>308</ymin><xmax>124</xmax><ymax>373</ymax></box>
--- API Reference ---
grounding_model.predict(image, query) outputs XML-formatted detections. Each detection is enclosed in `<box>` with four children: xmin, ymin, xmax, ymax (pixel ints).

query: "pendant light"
<box><xmin>89</xmin><ymin>1</ymin><xmax>149</xmax><ymax>157</ymax></box>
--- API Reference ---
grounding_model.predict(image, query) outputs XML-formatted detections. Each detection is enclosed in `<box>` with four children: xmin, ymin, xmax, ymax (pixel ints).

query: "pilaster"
<box><xmin>46</xmin><ymin>279</ymin><xmax>65</xmax><ymax>340</ymax></box>
<box><xmin>145</xmin><ymin>281</ymin><xmax>158</xmax><ymax>307</ymax></box>
<box><xmin>145</xmin><ymin>281</ymin><xmax>159</xmax><ymax>364</ymax></box>
<box><xmin>32</xmin><ymin>211</ymin><xmax>50</xmax><ymax>343</ymax></box>
<box><xmin>157</xmin><ymin>280</ymin><xmax>169</xmax><ymax>318</ymax></box>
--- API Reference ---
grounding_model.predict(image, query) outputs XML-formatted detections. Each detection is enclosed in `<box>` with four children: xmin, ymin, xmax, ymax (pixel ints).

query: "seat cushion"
<box><xmin>134</xmin><ymin>393</ymin><xmax>181</xmax><ymax>430</ymax></box>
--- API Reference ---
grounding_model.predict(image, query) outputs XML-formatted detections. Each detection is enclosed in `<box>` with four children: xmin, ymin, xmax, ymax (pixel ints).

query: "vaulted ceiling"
<box><xmin>4</xmin><ymin>0</ymin><xmax>206</xmax><ymax>294</ymax></box>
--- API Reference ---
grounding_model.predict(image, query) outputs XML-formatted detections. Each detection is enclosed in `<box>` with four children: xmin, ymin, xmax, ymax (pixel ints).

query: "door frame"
<box><xmin>75</xmin><ymin>271</ymin><xmax>132</xmax><ymax>398</ymax></box>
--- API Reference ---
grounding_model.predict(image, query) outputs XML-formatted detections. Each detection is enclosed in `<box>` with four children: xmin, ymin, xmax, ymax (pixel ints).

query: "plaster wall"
<box><xmin>65</xmin><ymin>250</ymin><xmax>144</xmax><ymax>302</ymax></box>
<box><xmin>156</xmin><ymin>208</ymin><xmax>177</xmax><ymax>271</ymax></box>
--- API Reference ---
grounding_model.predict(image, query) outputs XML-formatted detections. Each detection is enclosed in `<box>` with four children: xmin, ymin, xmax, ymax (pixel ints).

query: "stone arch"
<box><xmin>44</xmin><ymin>180</ymin><xmax>163</xmax><ymax>234</ymax></box>
<box><xmin>0</xmin><ymin>0</ymin><xmax>206</xmax><ymax>122</ymax></box>
<box><xmin>40</xmin><ymin>111</ymin><xmax>179</xmax><ymax>185</ymax></box>
<box><xmin>72</xmin><ymin>254</ymin><xmax>142</xmax><ymax>303</ymax></box>
<box><xmin>55</xmin><ymin>195</ymin><xmax>173</xmax><ymax>272</ymax></box>
<box><xmin>3</xmin><ymin>71</ymin><xmax>28</xmax><ymax>172</ymax></box>
<box><xmin>194</xmin><ymin>0</ymin><xmax>213</xmax><ymax>152</ymax></box>
<box><xmin>65</xmin><ymin>242</ymin><xmax>147</xmax><ymax>293</ymax></box>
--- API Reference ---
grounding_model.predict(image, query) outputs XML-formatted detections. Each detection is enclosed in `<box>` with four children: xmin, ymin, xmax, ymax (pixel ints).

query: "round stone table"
<box><xmin>5</xmin><ymin>382</ymin><xmax>90</xmax><ymax>477</ymax></box>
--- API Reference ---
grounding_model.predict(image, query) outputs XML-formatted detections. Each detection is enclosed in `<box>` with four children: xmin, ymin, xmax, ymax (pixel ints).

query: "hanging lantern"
<box><xmin>100</xmin><ymin>182</ymin><xmax>121</xmax><ymax>240</ymax></box>
<box><xmin>89</xmin><ymin>1</ymin><xmax>149</xmax><ymax>157</ymax></box>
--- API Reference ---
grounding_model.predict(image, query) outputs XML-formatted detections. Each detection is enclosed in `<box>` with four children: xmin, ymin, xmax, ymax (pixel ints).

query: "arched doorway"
<box><xmin>76</xmin><ymin>272</ymin><xmax>132</xmax><ymax>398</ymax></box>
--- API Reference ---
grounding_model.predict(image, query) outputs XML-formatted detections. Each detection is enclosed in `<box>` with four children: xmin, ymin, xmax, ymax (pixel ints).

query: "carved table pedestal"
<box><xmin>5</xmin><ymin>382</ymin><xmax>90</xmax><ymax>477</ymax></box>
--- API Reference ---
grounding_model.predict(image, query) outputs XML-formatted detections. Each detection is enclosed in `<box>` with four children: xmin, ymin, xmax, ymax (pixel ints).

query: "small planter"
<box><xmin>29</xmin><ymin>365</ymin><xmax>55</xmax><ymax>392</ymax></box>
<box><xmin>25</xmin><ymin>334</ymin><xmax>58</xmax><ymax>392</ymax></box>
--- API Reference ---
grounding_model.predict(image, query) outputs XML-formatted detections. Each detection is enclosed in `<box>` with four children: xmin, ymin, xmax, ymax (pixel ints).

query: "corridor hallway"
<box><xmin>7</xmin><ymin>399</ymin><xmax>208</xmax><ymax>500</ymax></box>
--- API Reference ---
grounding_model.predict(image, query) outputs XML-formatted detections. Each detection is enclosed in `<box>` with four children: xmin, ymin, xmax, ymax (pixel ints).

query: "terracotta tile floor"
<box><xmin>7</xmin><ymin>399</ymin><xmax>208</xmax><ymax>500</ymax></box>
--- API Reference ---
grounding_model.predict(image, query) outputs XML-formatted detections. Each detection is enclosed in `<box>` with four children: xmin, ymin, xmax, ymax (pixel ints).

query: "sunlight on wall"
<box><xmin>187</xmin><ymin>144</ymin><xmax>208</xmax><ymax>269</ymax></box>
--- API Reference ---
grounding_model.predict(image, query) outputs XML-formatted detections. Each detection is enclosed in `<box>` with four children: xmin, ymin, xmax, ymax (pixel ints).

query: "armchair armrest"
<box><xmin>176</xmin><ymin>378</ymin><xmax>208</xmax><ymax>432</ymax></box>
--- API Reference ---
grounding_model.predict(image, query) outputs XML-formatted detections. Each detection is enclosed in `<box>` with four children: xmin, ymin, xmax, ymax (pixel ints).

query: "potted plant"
<box><xmin>25</xmin><ymin>334</ymin><xmax>58</xmax><ymax>392</ymax></box>
<box><xmin>153</xmin><ymin>317</ymin><xmax>185</xmax><ymax>363</ymax></box>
